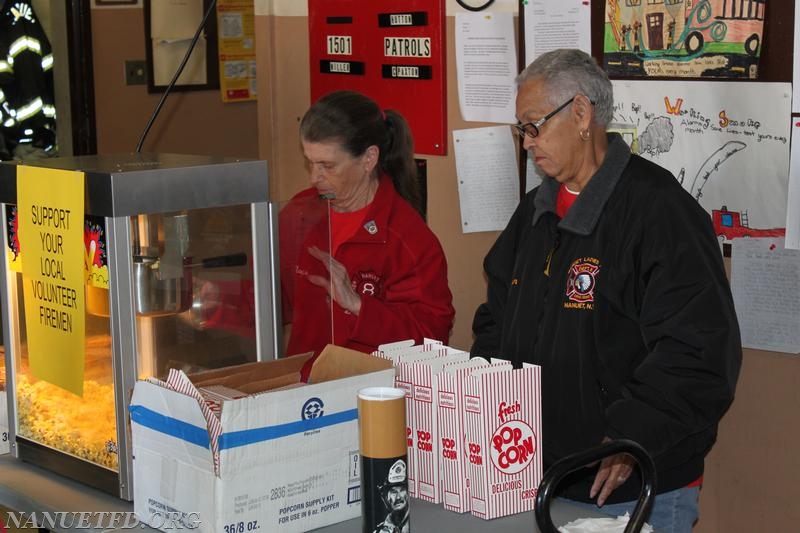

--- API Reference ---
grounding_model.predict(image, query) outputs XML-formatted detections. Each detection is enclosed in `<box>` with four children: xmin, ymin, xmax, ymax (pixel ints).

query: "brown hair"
<box><xmin>299</xmin><ymin>90</ymin><xmax>422</xmax><ymax>214</ymax></box>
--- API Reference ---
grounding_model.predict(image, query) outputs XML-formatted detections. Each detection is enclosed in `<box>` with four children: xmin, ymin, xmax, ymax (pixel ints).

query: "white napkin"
<box><xmin>558</xmin><ymin>513</ymin><xmax>654</xmax><ymax>533</ymax></box>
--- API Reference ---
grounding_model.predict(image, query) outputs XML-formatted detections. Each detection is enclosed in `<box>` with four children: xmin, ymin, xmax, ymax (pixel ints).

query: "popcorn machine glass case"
<box><xmin>0</xmin><ymin>153</ymin><xmax>280</xmax><ymax>500</ymax></box>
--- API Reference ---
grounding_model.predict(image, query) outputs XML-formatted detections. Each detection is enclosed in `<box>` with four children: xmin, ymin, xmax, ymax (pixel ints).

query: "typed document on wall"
<box><xmin>454</xmin><ymin>12</ymin><xmax>517</xmax><ymax>123</ymax></box>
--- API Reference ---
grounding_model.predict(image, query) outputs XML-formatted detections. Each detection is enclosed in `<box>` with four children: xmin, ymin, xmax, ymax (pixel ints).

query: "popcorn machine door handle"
<box><xmin>534</xmin><ymin>439</ymin><xmax>657</xmax><ymax>533</ymax></box>
<box><xmin>187</xmin><ymin>252</ymin><xmax>248</xmax><ymax>269</ymax></box>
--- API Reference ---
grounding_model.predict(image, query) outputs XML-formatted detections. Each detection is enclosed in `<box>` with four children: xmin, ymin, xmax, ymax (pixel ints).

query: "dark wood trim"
<box><xmin>66</xmin><ymin>0</ymin><xmax>97</xmax><ymax>156</ymax></box>
<box><xmin>143</xmin><ymin>0</ymin><xmax>221</xmax><ymax>94</ymax></box>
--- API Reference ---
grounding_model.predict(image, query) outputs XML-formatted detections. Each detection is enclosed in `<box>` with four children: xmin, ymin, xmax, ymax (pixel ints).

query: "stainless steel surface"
<box><xmin>0</xmin><ymin>456</ymin><xmax>610</xmax><ymax>533</ymax></box>
<box><xmin>0</xmin><ymin>155</ymin><xmax>280</xmax><ymax>501</ymax></box>
<box><xmin>313</xmin><ymin>497</ymin><xmax>604</xmax><ymax>532</ymax></box>
<box><xmin>0</xmin><ymin>154</ymin><xmax>269</xmax><ymax>216</ymax></box>
<box><xmin>0</xmin><ymin>204</ymin><xmax>19</xmax><ymax>457</ymax></box>
<box><xmin>252</xmin><ymin>201</ymin><xmax>280</xmax><ymax>361</ymax></box>
<box><xmin>132</xmin><ymin>256</ymin><xmax>187</xmax><ymax>317</ymax></box>
<box><xmin>107</xmin><ymin>214</ymin><xmax>139</xmax><ymax>502</ymax></box>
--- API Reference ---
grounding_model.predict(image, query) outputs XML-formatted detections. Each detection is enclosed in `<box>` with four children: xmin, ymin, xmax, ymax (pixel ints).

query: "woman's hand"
<box><xmin>589</xmin><ymin>437</ymin><xmax>636</xmax><ymax>506</ymax></box>
<box><xmin>306</xmin><ymin>246</ymin><xmax>362</xmax><ymax>315</ymax></box>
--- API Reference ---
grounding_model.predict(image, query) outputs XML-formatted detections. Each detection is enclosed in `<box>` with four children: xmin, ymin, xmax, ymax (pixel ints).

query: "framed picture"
<box><xmin>94</xmin><ymin>0</ymin><xmax>141</xmax><ymax>6</ymax></box>
<box><xmin>143</xmin><ymin>0</ymin><xmax>220</xmax><ymax>93</ymax></box>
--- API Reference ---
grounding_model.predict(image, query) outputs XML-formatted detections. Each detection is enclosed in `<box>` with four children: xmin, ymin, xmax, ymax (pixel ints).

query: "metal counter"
<box><xmin>0</xmin><ymin>456</ymin><xmax>614</xmax><ymax>533</ymax></box>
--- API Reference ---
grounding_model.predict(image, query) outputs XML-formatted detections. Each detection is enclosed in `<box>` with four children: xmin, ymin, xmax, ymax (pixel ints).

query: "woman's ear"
<box><xmin>572</xmin><ymin>94</ymin><xmax>594</xmax><ymax>128</ymax></box>
<box><xmin>364</xmin><ymin>145</ymin><xmax>380</xmax><ymax>173</ymax></box>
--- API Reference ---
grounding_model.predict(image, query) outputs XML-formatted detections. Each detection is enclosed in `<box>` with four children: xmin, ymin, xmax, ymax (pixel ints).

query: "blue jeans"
<box><xmin>561</xmin><ymin>486</ymin><xmax>700</xmax><ymax>533</ymax></box>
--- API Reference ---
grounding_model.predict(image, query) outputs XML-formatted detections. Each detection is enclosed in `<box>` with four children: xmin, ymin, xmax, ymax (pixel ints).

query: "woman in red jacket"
<box><xmin>281</xmin><ymin>90</ymin><xmax>454</xmax><ymax>371</ymax></box>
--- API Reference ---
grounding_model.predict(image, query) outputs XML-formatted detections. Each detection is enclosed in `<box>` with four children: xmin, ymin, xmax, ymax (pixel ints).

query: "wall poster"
<box><xmin>308</xmin><ymin>0</ymin><xmax>447</xmax><ymax>155</ymax></box>
<box><xmin>611</xmin><ymin>80</ymin><xmax>790</xmax><ymax>242</ymax></box>
<box><xmin>604</xmin><ymin>0</ymin><xmax>766</xmax><ymax>78</ymax></box>
<box><xmin>217</xmin><ymin>0</ymin><xmax>257</xmax><ymax>102</ymax></box>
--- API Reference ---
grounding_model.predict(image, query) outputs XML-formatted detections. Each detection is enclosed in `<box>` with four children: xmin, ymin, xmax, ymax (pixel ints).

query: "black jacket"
<box><xmin>471</xmin><ymin>133</ymin><xmax>741</xmax><ymax>503</ymax></box>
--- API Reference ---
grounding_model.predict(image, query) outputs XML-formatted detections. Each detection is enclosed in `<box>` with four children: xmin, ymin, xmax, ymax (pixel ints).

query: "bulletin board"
<box><xmin>518</xmin><ymin>0</ymin><xmax>795</xmax><ymax>253</ymax></box>
<box><xmin>308</xmin><ymin>0</ymin><xmax>448</xmax><ymax>156</ymax></box>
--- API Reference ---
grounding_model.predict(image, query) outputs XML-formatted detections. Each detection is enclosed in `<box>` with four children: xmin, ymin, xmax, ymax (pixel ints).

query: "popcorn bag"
<box><xmin>408</xmin><ymin>349</ymin><xmax>469</xmax><ymax>503</ymax></box>
<box><xmin>375</xmin><ymin>338</ymin><xmax>447</xmax><ymax>498</ymax></box>
<box><xmin>393</xmin><ymin>350</ymin><xmax>442</xmax><ymax>497</ymax></box>
<box><xmin>464</xmin><ymin>363</ymin><xmax>543</xmax><ymax>520</ymax></box>
<box><xmin>436</xmin><ymin>358</ymin><xmax>511</xmax><ymax>513</ymax></box>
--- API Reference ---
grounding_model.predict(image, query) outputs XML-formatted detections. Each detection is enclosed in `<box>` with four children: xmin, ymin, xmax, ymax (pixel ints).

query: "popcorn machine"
<box><xmin>0</xmin><ymin>153</ymin><xmax>281</xmax><ymax>500</ymax></box>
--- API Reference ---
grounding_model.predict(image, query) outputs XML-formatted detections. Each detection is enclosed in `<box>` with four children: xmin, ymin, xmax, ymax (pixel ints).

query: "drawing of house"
<box><xmin>607</xmin><ymin>0</ymin><xmax>766</xmax><ymax>57</ymax></box>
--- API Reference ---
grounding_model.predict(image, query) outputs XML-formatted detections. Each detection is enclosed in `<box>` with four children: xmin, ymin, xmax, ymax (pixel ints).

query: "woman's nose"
<box><xmin>522</xmin><ymin>135</ymin><xmax>536</xmax><ymax>150</ymax></box>
<box><xmin>309</xmin><ymin>167</ymin><xmax>323</xmax><ymax>185</ymax></box>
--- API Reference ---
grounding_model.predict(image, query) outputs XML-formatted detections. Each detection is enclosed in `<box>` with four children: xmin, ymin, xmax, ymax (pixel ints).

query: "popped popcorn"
<box><xmin>16</xmin><ymin>373</ymin><xmax>118</xmax><ymax>469</ymax></box>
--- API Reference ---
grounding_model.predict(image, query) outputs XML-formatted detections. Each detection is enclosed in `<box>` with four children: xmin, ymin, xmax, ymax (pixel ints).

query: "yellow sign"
<box><xmin>217</xmin><ymin>0</ymin><xmax>257</xmax><ymax>102</ymax></box>
<box><xmin>18</xmin><ymin>166</ymin><xmax>86</xmax><ymax>397</ymax></box>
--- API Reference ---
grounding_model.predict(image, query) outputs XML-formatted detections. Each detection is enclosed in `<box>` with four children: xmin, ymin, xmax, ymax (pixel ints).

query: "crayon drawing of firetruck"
<box><xmin>712</xmin><ymin>206</ymin><xmax>785</xmax><ymax>241</ymax></box>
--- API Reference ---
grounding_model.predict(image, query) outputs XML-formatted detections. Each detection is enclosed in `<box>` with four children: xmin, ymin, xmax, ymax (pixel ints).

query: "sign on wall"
<box><xmin>308</xmin><ymin>0</ymin><xmax>447</xmax><ymax>155</ymax></box>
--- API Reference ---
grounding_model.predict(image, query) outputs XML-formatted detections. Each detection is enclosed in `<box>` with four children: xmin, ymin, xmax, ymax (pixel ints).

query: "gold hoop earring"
<box><xmin>579</xmin><ymin>129</ymin><xmax>591</xmax><ymax>141</ymax></box>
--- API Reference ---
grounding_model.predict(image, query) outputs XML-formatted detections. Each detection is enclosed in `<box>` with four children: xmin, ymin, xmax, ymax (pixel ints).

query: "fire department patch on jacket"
<box><xmin>352</xmin><ymin>270</ymin><xmax>385</xmax><ymax>298</ymax></box>
<box><xmin>564</xmin><ymin>257</ymin><xmax>600</xmax><ymax>310</ymax></box>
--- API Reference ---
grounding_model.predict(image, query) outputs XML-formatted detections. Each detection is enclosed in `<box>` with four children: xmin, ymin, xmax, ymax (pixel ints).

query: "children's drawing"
<box><xmin>604</xmin><ymin>0</ymin><xmax>767</xmax><ymax>78</ymax></box>
<box><xmin>610</xmin><ymin>80</ymin><xmax>790</xmax><ymax>242</ymax></box>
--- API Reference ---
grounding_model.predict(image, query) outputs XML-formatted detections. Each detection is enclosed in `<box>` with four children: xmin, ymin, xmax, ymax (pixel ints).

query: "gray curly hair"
<box><xmin>516</xmin><ymin>49</ymin><xmax>613</xmax><ymax>127</ymax></box>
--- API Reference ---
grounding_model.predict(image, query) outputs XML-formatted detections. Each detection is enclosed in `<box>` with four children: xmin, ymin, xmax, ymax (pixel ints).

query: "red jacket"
<box><xmin>283</xmin><ymin>177</ymin><xmax>454</xmax><ymax>364</ymax></box>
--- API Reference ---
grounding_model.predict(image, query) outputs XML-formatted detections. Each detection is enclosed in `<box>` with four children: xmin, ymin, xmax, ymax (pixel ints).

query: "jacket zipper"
<box><xmin>543</xmin><ymin>228</ymin><xmax>561</xmax><ymax>277</ymax></box>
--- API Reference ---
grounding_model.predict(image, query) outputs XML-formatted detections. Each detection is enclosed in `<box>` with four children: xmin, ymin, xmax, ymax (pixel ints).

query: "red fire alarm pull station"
<box><xmin>308</xmin><ymin>0</ymin><xmax>447</xmax><ymax>156</ymax></box>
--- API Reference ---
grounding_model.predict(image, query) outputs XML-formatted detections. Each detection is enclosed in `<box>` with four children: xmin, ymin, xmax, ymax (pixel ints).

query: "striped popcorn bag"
<box><xmin>464</xmin><ymin>363</ymin><xmax>543</xmax><ymax>520</ymax></box>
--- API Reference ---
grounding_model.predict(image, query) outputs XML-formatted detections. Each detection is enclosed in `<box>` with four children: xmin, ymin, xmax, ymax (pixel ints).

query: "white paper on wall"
<box><xmin>454</xmin><ymin>12</ymin><xmax>518</xmax><ymax>124</ymax></box>
<box><xmin>612</xmin><ymin>80</ymin><xmax>791</xmax><ymax>241</ymax></box>
<box><xmin>731</xmin><ymin>238</ymin><xmax>800</xmax><ymax>354</ymax></box>
<box><xmin>453</xmin><ymin>126</ymin><xmax>519</xmax><ymax>234</ymax></box>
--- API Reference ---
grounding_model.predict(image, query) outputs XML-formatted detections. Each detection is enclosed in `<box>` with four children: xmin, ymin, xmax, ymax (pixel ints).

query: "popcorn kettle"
<box><xmin>131</xmin><ymin>212</ymin><xmax>246</xmax><ymax>317</ymax></box>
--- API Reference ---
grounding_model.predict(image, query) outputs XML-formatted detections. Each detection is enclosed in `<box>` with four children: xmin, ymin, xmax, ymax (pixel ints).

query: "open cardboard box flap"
<box><xmin>309</xmin><ymin>344</ymin><xmax>394</xmax><ymax>383</ymax></box>
<box><xmin>186</xmin><ymin>345</ymin><xmax>393</xmax><ymax>394</ymax></box>
<box><xmin>189</xmin><ymin>352</ymin><xmax>314</xmax><ymax>389</ymax></box>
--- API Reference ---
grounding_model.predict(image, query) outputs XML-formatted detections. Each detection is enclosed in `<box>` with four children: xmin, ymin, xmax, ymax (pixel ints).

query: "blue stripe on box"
<box><xmin>129</xmin><ymin>405</ymin><xmax>210</xmax><ymax>449</ymax></box>
<box><xmin>218</xmin><ymin>408</ymin><xmax>359</xmax><ymax>450</ymax></box>
<box><xmin>129</xmin><ymin>405</ymin><xmax>359</xmax><ymax>451</ymax></box>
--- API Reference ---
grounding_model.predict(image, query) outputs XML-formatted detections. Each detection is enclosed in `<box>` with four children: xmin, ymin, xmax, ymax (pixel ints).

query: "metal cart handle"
<box><xmin>535</xmin><ymin>439</ymin><xmax>657</xmax><ymax>533</ymax></box>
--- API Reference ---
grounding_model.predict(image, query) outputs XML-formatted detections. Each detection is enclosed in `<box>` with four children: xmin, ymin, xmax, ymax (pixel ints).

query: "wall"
<box><xmin>254</xmin><ymin>1</ymin><xmax>503</xmax><ymax>350</ymax></box>
<box><xmin>90</xmin><ymin>6</ymin><xmax>258</xmax><ymax>157</ymax></box>
<box><xmin>253</xmin><ymin>2</ymin><xmax>799</xmax><ymax>532</ymax></box>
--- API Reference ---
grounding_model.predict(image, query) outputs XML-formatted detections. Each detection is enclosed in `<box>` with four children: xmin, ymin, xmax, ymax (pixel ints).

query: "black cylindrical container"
<box><xmin>358</xmin><ymin>387</ymin><xmax>409</xmax><ymax>533</ymax></box>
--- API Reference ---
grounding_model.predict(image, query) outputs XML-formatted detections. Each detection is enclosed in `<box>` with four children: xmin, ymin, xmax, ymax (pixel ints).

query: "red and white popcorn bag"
<box><xmin>407</xmin><ymin>350</ymin><xmax>470</xmax><ymax>503</ymax></box>
<box><xmin>464</xmin><ymin>363</ymin><xmax>543</xmax><ymax>520</ymax></box>
<box><xmin>437</xmin><ymin>358</ymin><xmax>512</xmax><ymax>513</ymax></box>
<box><xmin>391</xmin><ymin>349</ymin><xmax>446</xmax><ymax>497</ymax></box>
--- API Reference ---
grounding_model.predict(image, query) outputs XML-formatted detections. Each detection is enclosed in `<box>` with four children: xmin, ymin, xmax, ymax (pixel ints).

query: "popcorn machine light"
<box><xmin>0</xmin><ymin>153</ymin><xmax>281</xmax><ymax>500</ymax></box>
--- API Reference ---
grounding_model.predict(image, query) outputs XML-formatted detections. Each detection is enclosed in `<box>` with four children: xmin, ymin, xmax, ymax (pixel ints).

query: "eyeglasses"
<box><xmin>513</xmin><ymin>96</ymin><xmax>590</xmax><ymax>139</ymax></box>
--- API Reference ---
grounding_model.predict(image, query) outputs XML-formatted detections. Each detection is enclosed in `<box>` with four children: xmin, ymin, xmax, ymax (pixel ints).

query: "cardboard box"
<box><xmin>464</xmin><ymin>364</ymin><xmax>543</xmax><ymax>520</ymax></box>
<box><xmin>130</xmin><ymin>345</ymin><xmax>395</xmax><ymax>533</ymax></box>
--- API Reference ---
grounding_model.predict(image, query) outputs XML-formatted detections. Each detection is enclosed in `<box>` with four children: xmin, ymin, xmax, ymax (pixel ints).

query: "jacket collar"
<box><xmin>532</xmin><ymin>132</ymin><xmax>631</xmax><ymax>235</ymax></box>
<box><xmin>347</xmin><ymin>175</ymin><xmax>394</xmax><ymax>243</ymax></box>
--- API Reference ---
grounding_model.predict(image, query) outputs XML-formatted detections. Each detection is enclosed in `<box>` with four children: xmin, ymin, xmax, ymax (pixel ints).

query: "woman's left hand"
<box><xmin>589</xmin><ymin>436</ymin><xmax>635</xmax><ymax>506</ymax></box>
<box><xmin>306</xmin><ymin>246</ymin><xmax>362</xmax><ymax>315</ymax></box>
